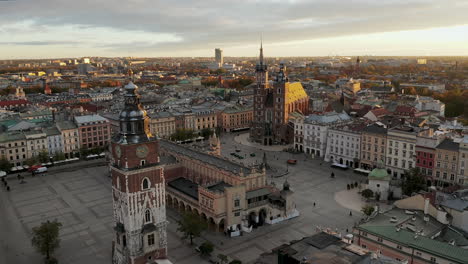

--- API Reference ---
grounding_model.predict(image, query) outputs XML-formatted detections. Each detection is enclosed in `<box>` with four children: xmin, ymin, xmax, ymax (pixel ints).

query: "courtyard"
<box><xmin>0</xmin><ymin>133</ymin><xmax>367</xmax><ymax>264</ymax></box>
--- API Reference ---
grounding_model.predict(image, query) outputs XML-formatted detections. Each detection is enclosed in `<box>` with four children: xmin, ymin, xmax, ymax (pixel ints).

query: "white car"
<box><xmin>34</xmin><ymin>167</ymin><xmax>48</xmax><ymax>174</ymax></box>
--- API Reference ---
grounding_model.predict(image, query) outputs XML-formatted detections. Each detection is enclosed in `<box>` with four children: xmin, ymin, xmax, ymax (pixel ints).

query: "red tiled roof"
<box><xmin>370</xmin><ymin>108</ymin><xmax>390</xmax><ymax>117</ymax></box>
<box><xmin>0</xmin><ymin>99</ymin><xmax>29</xmax><ymax>107</ymax></box>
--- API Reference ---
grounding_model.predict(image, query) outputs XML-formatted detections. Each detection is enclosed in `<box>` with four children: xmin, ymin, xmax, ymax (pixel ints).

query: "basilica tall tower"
<box><xmin>110</xmin><ymin>82</ymin><xmax>168</xmax><ymax>264</ymax></box>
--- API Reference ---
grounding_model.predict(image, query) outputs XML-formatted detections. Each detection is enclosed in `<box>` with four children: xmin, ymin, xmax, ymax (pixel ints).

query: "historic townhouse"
<box><xmin>74</xmin><ymin>114</ymin><xmax>111</xmax><ymax>149</ymax></box>
<box><xmin>221</xmin><ymin>106</ymin><xmax>253</xmax><ymax>132</ymax></box>
<box><xmin>0</xmin><ymin>132</ymin><xmax>28</xmax><ymax>166</ymax></box>
<box><xmin>386</xmin><ymin>127</ymin><xmax>417</xmax><ymax>179</ymax></box>
<box><xmin>294</xmin><ymin>111</ymin><xmax>351</xmax><ymax>157</ymax></box>
<box><xmin>324</xmin><ymin>123</ymin><xmax>364</xmax><ymax>168</ymax></box>
<box><xmin>434</xmin><ymin>139</ymin><xmax>459</xmax><ymax>187</ymax></box>
<box><xmin>415</xmin><ymin>129</ymin><xmax>443</xmax><ymax>184</ymax></box>
<box><xmin>149</xmin><ymin>111</ymin><xmax>176</xmax><ymax>138</ymax></box>
<box><xmin>56</xmin><ymin>121</ymin><xmax>80</xmax><ymax>158</ymax></box>
<box><xmin>458</xmin><ymin>136</ymin><xmax>468</xmax><ymax>186</ymax></box>
<box><xmin>360</xmin><ymin>124</ymin><xmax>387</xmax><ymax>170</ymax></box>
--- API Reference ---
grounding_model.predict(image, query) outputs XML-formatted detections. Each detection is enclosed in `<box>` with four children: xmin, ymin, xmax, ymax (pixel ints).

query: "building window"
<box><xmin>430</xmin><ymin>257</ymin><xmax>436</xmax><ymax>263</ymax></box>
<box><xmin>142</xmin><ymin>178</ymin><xmax>150</xmax><ymax>190</ymax></box>
<box><xmin>396</xmin><ymin>245</ymin><xmax>402</xmax><ymax>250</ymax></box>
<box><xmin>147</xmin><ymin>234</ymin><xmax>155</xmax><ymax>246</ymax></box>
<box><xmin>141</xmin><ymin>160</ymin><xmax>146</xmax><ymax>166</ymax></box>
<box><xmin>116</xmin><ymin>233</ymin><xmax>120</xmax><ymax>244</ymax></box>
<box><xmin>377</xmin><ymin>237</ymin><xmax>383</xmax><ymax>242</ymax></box>
<box><xmin>234</xmin><ymin>212</ymin><xmax>240</xmax><ymax>217</ymax></box>
<box><xmin>234</xmin><ymin>199</ymin><xmax>240</xmax><ymax>207</ymax></box>
<box><xmin>145</xmin><ymin>209</ymin><xmax>151</xmax><ymax>223</ymax></box>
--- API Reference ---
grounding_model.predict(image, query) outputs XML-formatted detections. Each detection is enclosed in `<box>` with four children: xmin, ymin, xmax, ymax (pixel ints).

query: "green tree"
<box><xmin>361</xmin><ymin>205</ymin><xmax>375</xmax><ymax>216</ymax></box>
<box><xmin>25</xmin><ymin>157</ymin><xmax>39</xmax><ymax>166</ymax></box>
<box><xmin>0</xmin><ymin>156</ymin><xmax>13</xmax><ymax>172</ymax></box>
<box><xmin>53</xmin><ymin>152</ymin><xmax>66</xmax><ymax>161</ymax></box>
<box><xmin>218</xmin><ymin>254</ymin><xmax>228</xmax><ymax>264</ymax></box>
<box><xmin>31</xmin><ymin>220</ymin><xmax>62</xmax><ymax>263</ymax></box>
<box><xmin>402</xmin><ymin>168</ymin><xmax>427</xmax><ymax>196</ymax></box>
<box><xmin>198</xmin><ymin>241</ymin><xmax>214</xmax><ymax>256</ymax></box>
<box><xmin>37</xmin><ymin>150</ymin><xmax>50</xmax><ymax>163</ymax></box>
<box><xmin>229</xmin><ymin>260</ymin><xmax>242</xmax><ymax>264</ymax></box>
<box><xmin>177</xmin><ymin>212</ymin><xmax>207</xmax><ymax>245</ymax></box>
<box><xmin>201</xmin><ymin>128</ymin><xmax>213</xmax><ymax>139</ymax></box>
<box><xmin>171</xmin><ymin>129</ymin><xmax>195</xmax><ymax>141</ymax></box>
<box><xmin>361</xmin><ymin>189</ymin><xmax>374</xmax><ymax>199</ymax></box>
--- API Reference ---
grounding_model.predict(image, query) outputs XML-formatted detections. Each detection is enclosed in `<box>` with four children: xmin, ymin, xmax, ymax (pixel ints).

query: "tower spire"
<box><xmin>259</xmin><ymin>34</ymin><xmax>264</xmax><ymax>65</ymax></box>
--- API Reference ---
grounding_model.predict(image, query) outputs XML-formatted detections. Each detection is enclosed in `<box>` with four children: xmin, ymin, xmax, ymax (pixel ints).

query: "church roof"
<box><xmin>160</xmin><ymin>140</ymin><xmax>251</xmax><ymax>175</ymax></box>
<box><xmin>284</xmin><ymin>82</ymin><xmax>308</xmax><ymax>104</ymax></box>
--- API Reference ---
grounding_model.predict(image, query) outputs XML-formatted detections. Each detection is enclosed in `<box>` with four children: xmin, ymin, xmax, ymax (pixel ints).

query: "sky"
<box><xmin>0</xmin><ymin>0</ymin><xmax>468</xmax><ymax>59</ymax></box>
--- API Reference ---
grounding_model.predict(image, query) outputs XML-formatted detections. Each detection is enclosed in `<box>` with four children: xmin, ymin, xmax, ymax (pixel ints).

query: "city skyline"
<box><xmin>1</xmin><ymin>0</ymin><xmax>468</xmax><ymax>59</ymax></box>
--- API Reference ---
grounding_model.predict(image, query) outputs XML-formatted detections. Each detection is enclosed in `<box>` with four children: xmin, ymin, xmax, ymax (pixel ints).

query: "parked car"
<box><xmin>33</xmin><ymin>166</ymin><xmax>48</xmax><ymax>174</ymax></box>
<box><xmin>287</xmin><ymin>159</ymin><xmax>297</xmax><ymax>165</ymax></box>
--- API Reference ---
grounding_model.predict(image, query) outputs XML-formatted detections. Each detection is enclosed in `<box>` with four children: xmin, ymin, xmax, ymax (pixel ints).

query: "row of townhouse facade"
<box><xmin>293</xmin><ymin>114</ymin><xmax>468</xmax><ymax>186</ymax></box>
<box><xmin>142</xmin><ymin>106</ymin><xmax>254</xmax><ymax>139</ymax></box>
<box><xmin>0</xmin><ymin>114</ymin><xmax>111</xmax><ymax>167</ymax></box>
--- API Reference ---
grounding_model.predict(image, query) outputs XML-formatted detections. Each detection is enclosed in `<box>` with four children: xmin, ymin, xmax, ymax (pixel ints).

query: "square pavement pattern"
<box><xmin>0</xmin><ymin>164</ymin><xmax>208</xmax><ymax>264</ymax></box>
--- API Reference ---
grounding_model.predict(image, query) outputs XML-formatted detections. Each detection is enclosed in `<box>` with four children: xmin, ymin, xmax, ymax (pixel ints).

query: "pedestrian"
<box><xmin>313</xmin><ymin>202</ymin><xmax>316</xmax><ymax>207</ymax></box>
<box><xmin>349</xmin><ymin>211</ymin><xmax>352</xmax><ymax>216</ymax></box>
<box><xmin>6</xmin><ymin>186</ymin><xmax>10</xmax><ymax>191</ymax></box>
<box><xmin>346</xmin><ymin>228</ymin><xmax>349</xmax><ymax>233</ymax></box>
<box><xmin>17</xmin><ymin>174</ymin><xmax>20</xmax><ymax>180</ymax></box>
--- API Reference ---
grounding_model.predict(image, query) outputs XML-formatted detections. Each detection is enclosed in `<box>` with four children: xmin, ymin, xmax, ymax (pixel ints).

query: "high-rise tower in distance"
<box><xmin>215</xmin><ymin>48</ymin><xmax>223</xmax><ymax>65</ymax></box>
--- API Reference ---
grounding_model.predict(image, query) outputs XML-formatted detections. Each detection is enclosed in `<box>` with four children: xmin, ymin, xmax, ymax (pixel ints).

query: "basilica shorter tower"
<box><xmin>110</xmin><ymin>81</ymin><xmax>169</xmax><ymax>264</ymax></box>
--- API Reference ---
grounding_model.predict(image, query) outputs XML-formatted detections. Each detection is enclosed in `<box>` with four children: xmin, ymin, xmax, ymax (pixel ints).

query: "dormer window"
<box><xmin>142</xmin><ymin>178</ymin><xmax>150</xmax><ymax>190</ymax></box>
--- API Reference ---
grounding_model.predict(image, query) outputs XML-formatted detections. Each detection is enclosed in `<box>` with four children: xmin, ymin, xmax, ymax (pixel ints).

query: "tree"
<box><xmin>177</xmin><ymin>212</ymin><xmax>207</xmax><ymax>245</ymax></box>
<box><xmin>53</xmin><ymin>152</ymin><xmax>66</xmax><ymax>161</ymax></box>
<box><xmin>402</xmin><ymin>168</ymin><xmax>426</xmax><ymax>196</ymax></box>
<box><xmin>361</xmin><ymin>205</ymin><xmax>375</xmax><ymax>216</ymax></box>
<box><xmin>361</xmin><ymin>189</ymin><xmax>374</xmax><ymax>199</ymax></box>
<box><xmin>0</xmin><ymin>156</ymin><xmax>13</xmax><ymax>172</ymax></box>
<box><xmin>201</xmin><ymin>128</ymin><xmax>213</xmax><ymax>139</ymax></box>
<box><xmin>218</xmin><ymin>254</ymin><xmax>229</xmax><ymax>264</ymax></box>
<box><xmin>229</xmin><ymin>260</ymin><xmax>242</xmax><ymax>264</ymax></box>
<box><xmin>25</xmin><ymin>157</ymin><xmax>39</xmax><ymax>166</ymax></box>
<box><xmin>31</xmin><ymin>220</ymin><xmax>62</xmax><ymax>263</ymax></box>
<box><xmin>37</xmin><ymin>150</ymin><xmax>50</xmax><ymax>163</ymax></box>
<box><xmin>198</xmin><ymin>241</ymin><xmax>214</xmax><ymax>256</ymax></box>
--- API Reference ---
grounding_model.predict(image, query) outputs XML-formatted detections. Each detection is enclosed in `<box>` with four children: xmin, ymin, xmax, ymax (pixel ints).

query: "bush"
<box><xmin>198</xmin><ymin>241</ymin><xmax>214</xmax><ymax>256</ymax></box>
<box><xmin>362</xmin><ymin>205</ymin><xmax>375</xmax><ymax>216</ymax></box>
<box><xmin>361</xmin><ymin>189</ymin><xmax>374</xmax><ymax>199</ymax></box>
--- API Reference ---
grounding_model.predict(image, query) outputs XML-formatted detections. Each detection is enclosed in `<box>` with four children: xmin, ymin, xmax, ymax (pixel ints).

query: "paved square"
<box><xmin>0</xmin><ymin>135</ymin><xmax>367</xmax><ymax>264</ymax></box>
<box><xmin>0</xmin><ymin>162</ymin><xmax>209</xmax><ymax>264</ymax></box>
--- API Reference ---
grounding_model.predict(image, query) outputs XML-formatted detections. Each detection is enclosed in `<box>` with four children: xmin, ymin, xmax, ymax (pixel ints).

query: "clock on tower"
<box><xmin>110</xmin><ymin>81</ymin><xmax>169</xmax><ymax>264</ymax></box>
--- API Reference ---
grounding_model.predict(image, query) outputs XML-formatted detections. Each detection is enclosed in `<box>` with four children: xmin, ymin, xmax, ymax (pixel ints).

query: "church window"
<box><xmin>123</xmin><ymin>235</ymin><xmax>127</xmax><ymax>247</ymax></box>
<box><xmin>142</xmin><ymin>178</ymin><xmax>150</xmax><ymax>190</ymax></box>
<box><xmin>147</xmin><ymin>234</ymin><xmax>155</xmax><ymax>246</ymax></box>
<box><xmin>145</xmin><ymin>209</ymin><xmax>152</xmax><ymax>223</ymax></box>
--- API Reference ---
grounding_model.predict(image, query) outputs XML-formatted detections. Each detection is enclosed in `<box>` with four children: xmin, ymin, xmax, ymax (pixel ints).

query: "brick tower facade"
<box><xmin>250</xmin><ymin>43</ymin><xmax>309</xmax><ymax>145</ymax></box>
<box><xmin>110</xmin><ymin>82</ymin><xmax>168</xmax><ymax>264</ymax></box>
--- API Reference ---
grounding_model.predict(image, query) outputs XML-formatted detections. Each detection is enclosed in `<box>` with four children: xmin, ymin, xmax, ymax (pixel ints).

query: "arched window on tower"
<box><xmin>142</xmin><ymin>178</ymin><xmax>150</xmax><ymax>190</ymax></box>
<box><xmin>145</xmin><ymin>209</ymin><xmax>151</xmax><ymax>223</ymax></box>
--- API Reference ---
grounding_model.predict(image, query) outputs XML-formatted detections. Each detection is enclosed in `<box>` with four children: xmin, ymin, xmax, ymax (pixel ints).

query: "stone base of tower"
<box><xmin>113</xmin><ymin>246</ymin><xmax>171</xmax><ymax>264</ymax></box>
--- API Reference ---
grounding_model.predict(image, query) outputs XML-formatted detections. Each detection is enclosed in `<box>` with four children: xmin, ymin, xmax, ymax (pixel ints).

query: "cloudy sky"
<box><xmin>1</xmin><ymin>0</ymin><xmax>468</xmax><ymax>58</ymax></box>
